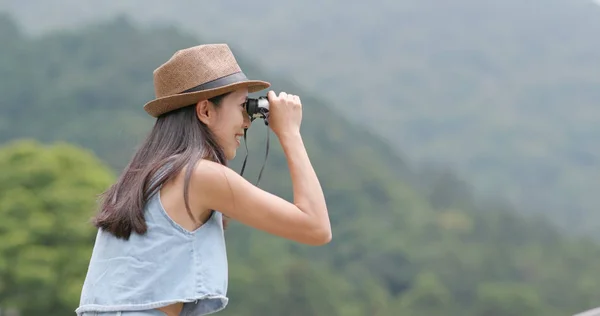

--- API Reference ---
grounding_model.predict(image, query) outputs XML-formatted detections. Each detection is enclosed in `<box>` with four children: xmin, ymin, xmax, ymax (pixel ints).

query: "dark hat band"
<box><xmin>181</xmin><ymin>71</ymin><xmax>249</xmax><ymax>94</ymax></box>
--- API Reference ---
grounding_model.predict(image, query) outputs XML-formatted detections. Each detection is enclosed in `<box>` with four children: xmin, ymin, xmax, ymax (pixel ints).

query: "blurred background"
<box><xmin>1</xmin><ymin>0</ymin><xmax>600</xmax><ymax>315</ymax></box>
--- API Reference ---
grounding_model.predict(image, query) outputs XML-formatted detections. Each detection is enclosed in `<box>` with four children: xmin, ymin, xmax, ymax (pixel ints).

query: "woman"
<box><xmin>76</xmin><ymin>44</ymin><xmax>331</xmax><ymax>316</ymax></box>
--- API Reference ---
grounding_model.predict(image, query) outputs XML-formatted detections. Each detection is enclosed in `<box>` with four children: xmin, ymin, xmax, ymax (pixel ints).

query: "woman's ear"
<box><xmin>196</xmin><ymin>99</ymin><xmax>213</xmax><ymax>125</ymax></box>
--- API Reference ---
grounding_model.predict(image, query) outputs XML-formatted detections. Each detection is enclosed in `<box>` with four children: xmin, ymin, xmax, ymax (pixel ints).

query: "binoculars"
<box><xmin>240</xmin><ymin>96</ymin><xmax>271</xmax><ymax>184</ymax></box>
<box><xmin>244</xmin><ymin>96</ymin><xmax>269</xmax><ymax>123</ymax></box>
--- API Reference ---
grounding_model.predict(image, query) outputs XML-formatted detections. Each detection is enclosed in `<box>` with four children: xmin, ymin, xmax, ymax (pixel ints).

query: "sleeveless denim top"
<box><xmin>76</xmin><ymin>173</ymin><xmax>229</xmax><ymax>315</ymax></box>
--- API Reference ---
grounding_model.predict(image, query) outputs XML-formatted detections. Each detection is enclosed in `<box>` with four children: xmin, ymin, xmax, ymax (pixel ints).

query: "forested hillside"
<box><xmin>2</xmin><ymin>0</ymin><xmax>600</xmax><ymax>237</ymax></box>
<box><xmin>2</xmin><ymin>14</ymin><xmax>600</xmax><ymax>316</ymax></box>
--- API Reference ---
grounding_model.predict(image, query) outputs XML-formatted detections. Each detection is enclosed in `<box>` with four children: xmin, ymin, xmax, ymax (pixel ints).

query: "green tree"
<box><xmin>393</xmin><ymin>271</ymin><xmax>453</xmax><ymax>315</ymax></box>
<box><xmin>0</xmin><ymin>140</ymin><xmax>114</xmax><ymax>316</ymax></box>
<box><xmin>473</xmin><ymin>283</ymin><xmax>545</xmax><ymax>316</ymax></box>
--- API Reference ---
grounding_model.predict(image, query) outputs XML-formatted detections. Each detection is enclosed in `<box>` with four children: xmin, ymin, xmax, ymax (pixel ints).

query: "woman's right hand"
<box><xmin>267</xmin><ymin>90</ymin><xmax>303</xmax><ymax>138</ymax></box>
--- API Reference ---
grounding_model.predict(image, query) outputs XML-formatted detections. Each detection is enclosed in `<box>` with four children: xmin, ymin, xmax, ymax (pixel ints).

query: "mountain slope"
<box><xmin>2</xmin><ymin>0</ymin><xmax>600</xmax><ymax>236</ymax></box>
<box><xmin>2</xmin><ymin>14</ymin><xmax>600</xmax><ymax>316</ymax></box>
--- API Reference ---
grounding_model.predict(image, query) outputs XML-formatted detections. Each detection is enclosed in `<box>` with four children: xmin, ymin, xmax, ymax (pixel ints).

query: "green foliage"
<box><xmin>0</xmin><ymin>140</ymin><xmax>114</xmax><ymax>315</ymax></box>
<box><xmin>2</xmin><ymin>14</ymin><xmax>600</xmax><ymax>316</ymax></box>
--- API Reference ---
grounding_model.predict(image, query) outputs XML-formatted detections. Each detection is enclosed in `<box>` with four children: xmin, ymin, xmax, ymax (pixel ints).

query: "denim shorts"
<box><xmin>81</xmin><ymin>310</ymin><xmax>166</xmax><ymax>316</ymax></box>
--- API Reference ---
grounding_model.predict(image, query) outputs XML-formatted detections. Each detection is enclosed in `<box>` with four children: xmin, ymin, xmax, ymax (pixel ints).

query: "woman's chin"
<box><xmin>225</xmin><ymin>148</ymin><xmax>237</xmax><ymax>161</ymax></box>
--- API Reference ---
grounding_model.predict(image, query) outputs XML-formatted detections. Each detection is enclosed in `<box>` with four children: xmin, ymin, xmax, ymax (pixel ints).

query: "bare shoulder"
<box><xmin>191</xmin><ymin>159</ymin><xmax>275</xmax><ymax>213</ymax></box>
<box><xmin>191</xmin><ymin>159</ymin><xmax>231</xmax><ymax>184</ymax></box>
<box><xmin>191</xmin><ymin>159</ymin><xmax>249</xmax><ymax>198</ymax></box>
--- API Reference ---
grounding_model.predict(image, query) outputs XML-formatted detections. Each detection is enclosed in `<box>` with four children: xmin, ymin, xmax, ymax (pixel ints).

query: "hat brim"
<box><xmin>143</xmin><ymin>79</ymin><xmax>271</xmax><ymax>117</ymax></box>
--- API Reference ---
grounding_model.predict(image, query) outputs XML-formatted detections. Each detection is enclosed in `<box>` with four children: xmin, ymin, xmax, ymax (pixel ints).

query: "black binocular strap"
<box><xmin>239</xmin><ymin>126</ymin><xmax>270</xmax><ymax>187</ymax></box>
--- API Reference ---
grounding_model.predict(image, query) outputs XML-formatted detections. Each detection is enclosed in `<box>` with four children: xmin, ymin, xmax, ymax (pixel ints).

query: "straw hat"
<box><xmin>144</xmin><ymin>44</ymin><xmax>271</xmax><ymax>117</ymax></box>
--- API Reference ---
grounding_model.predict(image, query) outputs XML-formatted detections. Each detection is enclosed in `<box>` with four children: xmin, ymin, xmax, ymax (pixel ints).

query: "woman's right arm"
<box><xmin>193</xmin><ymin>92</ymin><xmax>331</xmax><ymax>246</ymax></box>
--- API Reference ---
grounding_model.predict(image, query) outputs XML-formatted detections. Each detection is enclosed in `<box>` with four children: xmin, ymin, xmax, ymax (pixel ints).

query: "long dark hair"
<box><xmin>93</xmin><ymin>93</ymin><xmax>230</xmax><ymax>240</ymax></box>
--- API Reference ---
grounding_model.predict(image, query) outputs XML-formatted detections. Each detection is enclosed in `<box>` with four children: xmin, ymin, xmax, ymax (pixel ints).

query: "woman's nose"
<box><xmin>242</xmin><ymin>114</ymin><xmax>251</xmax><ymax>129</ymax></box>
